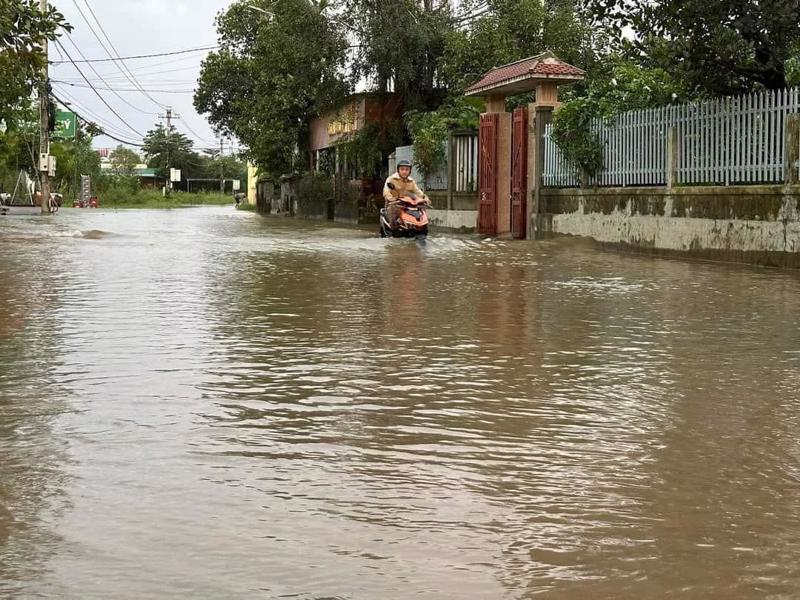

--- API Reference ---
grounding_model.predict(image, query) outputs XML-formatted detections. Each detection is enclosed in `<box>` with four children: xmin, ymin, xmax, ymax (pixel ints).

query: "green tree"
<box><xmin>551</xmin><ymin>56</ymin><xmax>690</xmax><ymax>179</ymax></box>
<box><xmin>142</xmin><ymin>124</ymin><xmax>195</xmax><ymax>178</ymax></box>
<box><xmin>586</xmin><ymin>0</ymin><xmax>800</xmax><ymax>94</ymax></box>
<box><xmin>401</xmin><ymin>1</ymin><xmax>601</xmax><ymax>181</ymax></box>
<box><xmin>0</xmin><ymin>121</ymin><xmax>37</xmax><ymax>194</ymax></box>
<box><xmin>346</xmin><ymin>0</ymin><xmax>453</xmax><ymax>108</ymax></box>
<box><xmin>49</xmin><ymin>125</ymin><xmax>101</xmax><ymax>197</ymax></box>
<box><xmin>109</xmin><ymin>145</ymin><xmax>141</xmax><ymax>177</ymax></box>
<box><xmin>0</xmin><ymin>0</ymin><xmax>71</xmax><ymax>125</ymax></box>
<box><xmin>440</xmin><ymin>0</ymin><xmax>602</xmax><ymax>95</ymax></box>
<box><xmin>199</xmin><ymin>149</ymin><xmax>248</xmax><ymax>190</ymax></box>
<box><xmin>405</xmin><ymin>98</ymin><xmax>480</xmax><ymax>180</ymax></box>
<box><xmin>193</xmin><ymin>0</ymin><xmax>349</xmax><ymax>177</ymax></box>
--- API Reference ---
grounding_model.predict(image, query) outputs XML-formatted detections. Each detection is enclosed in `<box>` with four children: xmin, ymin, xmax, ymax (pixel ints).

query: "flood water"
<box><xmin>2</xmin><ymin>205</ymin><xmax>800</xmax><ymax>599</ymax></box>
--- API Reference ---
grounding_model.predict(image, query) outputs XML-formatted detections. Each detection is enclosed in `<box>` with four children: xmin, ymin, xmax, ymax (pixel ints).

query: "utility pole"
<box><xmin>219</xmin><ymin>138</ymin><xmax>225</xmax><ymax>194</ymax></box>
<box><xmin>38</xmin><ymin>0</ymin><xmax>50</xmax><ymax>215</ymax></box>
<box><xmin>158</xmin><ymin>106</ymin><xmax>179</xmax><ymax>194</ymax></box>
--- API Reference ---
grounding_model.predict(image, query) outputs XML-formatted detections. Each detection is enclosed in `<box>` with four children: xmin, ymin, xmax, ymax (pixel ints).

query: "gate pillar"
<box><xmin>495</xmin><ymin>111</ymin><xmax>513</xmax><ymax>237</ymax></box>
<box><xmin>464</xmin><ymin>52</ymin><xmax>585</xmax><ymax>239</ymax></box>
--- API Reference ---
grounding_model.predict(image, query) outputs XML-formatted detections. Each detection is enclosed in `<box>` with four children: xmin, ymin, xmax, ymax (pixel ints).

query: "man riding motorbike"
<box><xmin>382</xmin><ymin>159</ymin><xmax>429</xmax><ymax>232</ymax></box>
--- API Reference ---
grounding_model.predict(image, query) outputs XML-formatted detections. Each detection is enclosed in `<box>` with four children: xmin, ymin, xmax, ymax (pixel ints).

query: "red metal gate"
<box><xmin>478</xmin><ymin>113</ymin><xmax>498</xmax><ymax>235</ymax></box>
<box><xmin>511</xmin><ymin>107</ymin><xmax>528</xmax><ymax>239</ymax></box>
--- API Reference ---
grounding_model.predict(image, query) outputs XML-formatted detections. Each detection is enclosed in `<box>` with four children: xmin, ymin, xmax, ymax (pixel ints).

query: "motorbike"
<box><xmin>380</xmin><ymin>182</ymin><xmax>430</xmax><ymax>240</ymax></box>
<box><xmin>72</xmin><ymin>196</ymin><xmax>98</xmax><ymax>209</ymax></box>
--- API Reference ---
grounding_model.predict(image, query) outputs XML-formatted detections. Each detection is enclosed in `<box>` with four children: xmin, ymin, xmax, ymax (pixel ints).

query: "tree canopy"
<box><xmin>0</xmin><ymin>0</ymin><xmax>70</xmax><ymax>126</ymax></box>
<box><xmin>109</xmin><ymin>146</ymin><xmax>142</xmax><ymax>177</ymax></box>
<box><xmin>345</xmin><ymin>0</ymin><xmax>451</xmax><ymax>108</ymax></box>
<box><xmin>142</xmin><ymin>124</ymin><xmax>196</xmax><ymax>178</ymax></box>
<box><xmin>49</xmin><ymin>124</ymin><xmax>101</xmax><ymax>195</ymax></box>
<box><xmin>192</xmin><ymin>0</ymin><xmax>800</xmax><ymax>179</ymax></box>
<box><xmin>586</xmin><ymin>0</ymin><xmax>800</xmax><ymax>94</ymax></box>
<box><xmin>194</xmin><ymin>0</ymin><xmax>349</xmax><ymax>177</ymax></box>
<box><xmin>440</xmin><ymin>0</ymin><xmax>602</xmax><ymax>95</ymax></box>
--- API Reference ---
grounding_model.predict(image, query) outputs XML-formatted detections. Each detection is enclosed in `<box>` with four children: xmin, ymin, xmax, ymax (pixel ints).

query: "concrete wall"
<box><xmin>256</xmin><ymin>180</ymin><xmax>277</xmax><ymax>214</ymax></box>
<box><xmin>427</xmin><ymin>191</ymin><xmax>477</xmax><ymax>211</ymax></box>
<box><xmin>275</xmin><ymin>175</ymin><xmax>376</xmax><ymax>224</ymax></box>
<box><xmin>279</xmin><ymin>179</ymin><xmax>297</xmax><ymax>215</ymax></box>
<box><xmin>538</xmin><ymin>185</ymin><xmax>800</xmax><ymax>267</ymax></box>
<box><xmin>264</xmin><ymin>173</ymin><xmax>478</xmax><ymax>231</ymax></box>
<box><xmin>247</xmin><ymin>163</ymin><xmax>258</xmax><ymax>205</ymax></box>
<box><xmin>429</xmin><ymin>209</ymin><xmax>477</xmax><ymax>232</ymax></box>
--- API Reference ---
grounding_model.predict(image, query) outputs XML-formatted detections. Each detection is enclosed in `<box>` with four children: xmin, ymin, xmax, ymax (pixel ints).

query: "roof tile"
<box><xmin>465</xmin><ymin>54</ymin><xmax>584</xmax><ymax>94</ymax></box>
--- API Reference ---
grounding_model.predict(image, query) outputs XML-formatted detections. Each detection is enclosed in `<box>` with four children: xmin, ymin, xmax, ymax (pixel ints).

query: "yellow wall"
<box><xmin>247</xmin><ymin>162</ymin><xmax>258</xmax><ymax>205</ymax></box>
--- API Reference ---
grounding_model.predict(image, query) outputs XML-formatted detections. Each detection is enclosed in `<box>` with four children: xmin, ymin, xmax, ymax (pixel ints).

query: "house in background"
<box><xmin>308</xmin><ymin>92</ymin><xmax>404</xmax><ymax>179</ymax></box>
<box><xmin>304</xmin><ymin>92</ymin><xmax>404</xmax><ymax>223</ymax></box>
<box><xmin>134</xmin><ymin>167</ymin><xmax>166</xmax><ymax>190</ymax></box>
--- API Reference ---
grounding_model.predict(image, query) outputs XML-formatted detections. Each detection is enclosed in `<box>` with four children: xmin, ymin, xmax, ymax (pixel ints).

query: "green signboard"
<box><xmin>53</xmin><ymin>110</ymin><xmax>76</xmax><ymax>140</ymax></box>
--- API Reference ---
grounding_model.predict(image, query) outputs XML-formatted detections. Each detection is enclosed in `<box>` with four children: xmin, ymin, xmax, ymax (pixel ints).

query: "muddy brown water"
<box><xmin>1</xmin><ymin>206</ymin><xmax>800</xmax><ymax>599</ymax></box>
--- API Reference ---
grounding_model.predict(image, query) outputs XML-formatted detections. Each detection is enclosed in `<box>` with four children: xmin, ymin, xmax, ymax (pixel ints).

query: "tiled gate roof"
<box><xmin>465</xmin><ymin>52</ymin><xmax>584</xmax><ymax>96</ymax></box>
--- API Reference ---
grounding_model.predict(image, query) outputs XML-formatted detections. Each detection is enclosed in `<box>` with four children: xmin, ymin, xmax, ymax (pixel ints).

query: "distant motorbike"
<box><xmin>380</xmin><ymin>182</ymin><xmax>430</xmax><ymax>240</ymax></box>
<box><xmin>73</xmin><ymin>196</ymin><xmax>98</xmax><ymax>209</ymax></box>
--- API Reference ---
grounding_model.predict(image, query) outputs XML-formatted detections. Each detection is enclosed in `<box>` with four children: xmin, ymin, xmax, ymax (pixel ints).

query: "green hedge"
<box><xmin>96</xmin><ymin>189</ymin><xmax>234</xmax><ymax>209</ymax></box>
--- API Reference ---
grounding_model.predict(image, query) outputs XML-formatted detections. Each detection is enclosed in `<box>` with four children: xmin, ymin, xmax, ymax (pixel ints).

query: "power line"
<box><xmin>172</xmin><ymin>111</ymin><xmax>217</xmax><ymax>144</ymax></box>
<box><xmin>177</xmin><ymin>123</ymin><xmax>216</xmax><ymax>144</ymax></box>
<box><xmin>54</xmin><ymin>7</ymin><xmax>214</xmax><ymax>145</ymax></box>
<box><xmin>52</xmin><ymin>80</ymin><xmax>196</xmax><ymax>93</ymax></box>
<box><xmin>53</xmin><ymin>86</ymin><xmax>144</xmax><ymax>140</ymax></box>
<box><xmin>53</xmin><ymin>87</ymin><xmax>148</xmax><ymax>142</ymax></box>
<box><xmin>52</xmin><ymin>92</ymin><xmax>145</xmax><ymax>147</ymax></box>
<box><xmin>53</xmin><ymin>39</ymin><xmax>145</xmax><ymax>137</ymax></box>
<box><xmin>50</xmin><ymin>52</ymin><xmax>207</xmax><ymax>74</ymax></box>
<box><xmin>55</xmin><ymin>88</ymin><xmax>217</xmax><ymax>148</ymax></box>
<box><xmin>57</xmin><ymin>64</ymin><xmax>202</xmax><ymax>82</ymax></box>
<box><xmin>49</xmin><ymin>45</ymin><xmax>219</xmax><ymax>64</ymax></box>
<box><xmin>89</xmin><ymin>128</ymin><xmax>145</xmax><ymax>148</ymax></box>
<box><xmin>53</xmin><ymin>39</ymin><xmax>65</xmax><ymax>61</ymax></box>
<box><xmin>77</xmin><ymin>0</ymin><xmax>168</xmax><ymax>110</ymax></box>
<box><xmin>57</xmin><ymin>79</ymin><xmax>199</xmax><ymax>85</ymax></box>
<box><xmin>63</xmin><ymin>32</ymin><xmax>156</xmax><ymax>116</ymax></box>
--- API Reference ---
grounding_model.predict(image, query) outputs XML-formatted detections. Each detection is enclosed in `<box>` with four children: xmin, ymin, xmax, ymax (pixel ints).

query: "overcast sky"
<box><xmin>50</xmin><ymin>0</ymin><xmax>234</xmax><ymax>154</ymax></box>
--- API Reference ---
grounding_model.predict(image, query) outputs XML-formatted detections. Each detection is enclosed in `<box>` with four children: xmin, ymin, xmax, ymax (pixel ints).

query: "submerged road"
<box><xmin>2</xmin><ymin>206</ymin><xmax>800</xmax><ymax>599</ymax></box>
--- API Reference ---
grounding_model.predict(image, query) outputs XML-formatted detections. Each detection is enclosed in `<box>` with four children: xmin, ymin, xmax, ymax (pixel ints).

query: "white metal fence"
<box><xmin>392</xmin><ymin>132</ymin><xmax>478</xmax><ymax>192</ymax></box>
<box><xmin>451</xmin><ymin>133</ymin><xmax>478</xmax><ymax>192</ymax></box>
<box><xmin>543</xmin><ymin>87</ymin><xmax>800</xmax><ymax>187</ymax></box>
<box><xmin>393</xmin><ymin>144</ymin><xmax>448</xmax><ymax>190</ymax></box>
<box><xmin>543</xmin><ymin>128</ymin><xmax>580</xmax><ymax>187</ymax></box>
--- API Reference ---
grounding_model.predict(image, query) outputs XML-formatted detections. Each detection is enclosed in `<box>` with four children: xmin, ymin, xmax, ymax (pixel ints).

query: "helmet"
<box><xmin>397</xmin><ymin>159</ymin><xmax>413</xmax><ymax>169</ymax></box>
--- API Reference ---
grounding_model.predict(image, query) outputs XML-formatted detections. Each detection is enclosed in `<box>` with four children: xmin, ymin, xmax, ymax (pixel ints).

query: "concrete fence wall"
<box><xmin>537</xmin><ymin>185</ymin><xmax>800</xmax><ymax>267</ymax></box>
<box><xmin>532</xmin><ymin>100</ymin><xmax>800</xmax><ymax>267</ymax></box>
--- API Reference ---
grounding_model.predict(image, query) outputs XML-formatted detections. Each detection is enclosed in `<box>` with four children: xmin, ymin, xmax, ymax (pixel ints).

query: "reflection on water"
<box><xmin>1</xmin><ymin>207</ymin><xmax>800</xmax><ymax>599</ymax></box>
<box><xmin>0</xmin><ymin>249</ymin><xmax>72</xmax><ymax>597</ymax></box>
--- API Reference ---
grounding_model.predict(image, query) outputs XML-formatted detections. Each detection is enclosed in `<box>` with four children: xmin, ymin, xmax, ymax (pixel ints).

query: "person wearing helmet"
<box><xmin>382</xmin><ymin>159</ymin><xmax>428</xmax><ymax>230</ymax></box>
